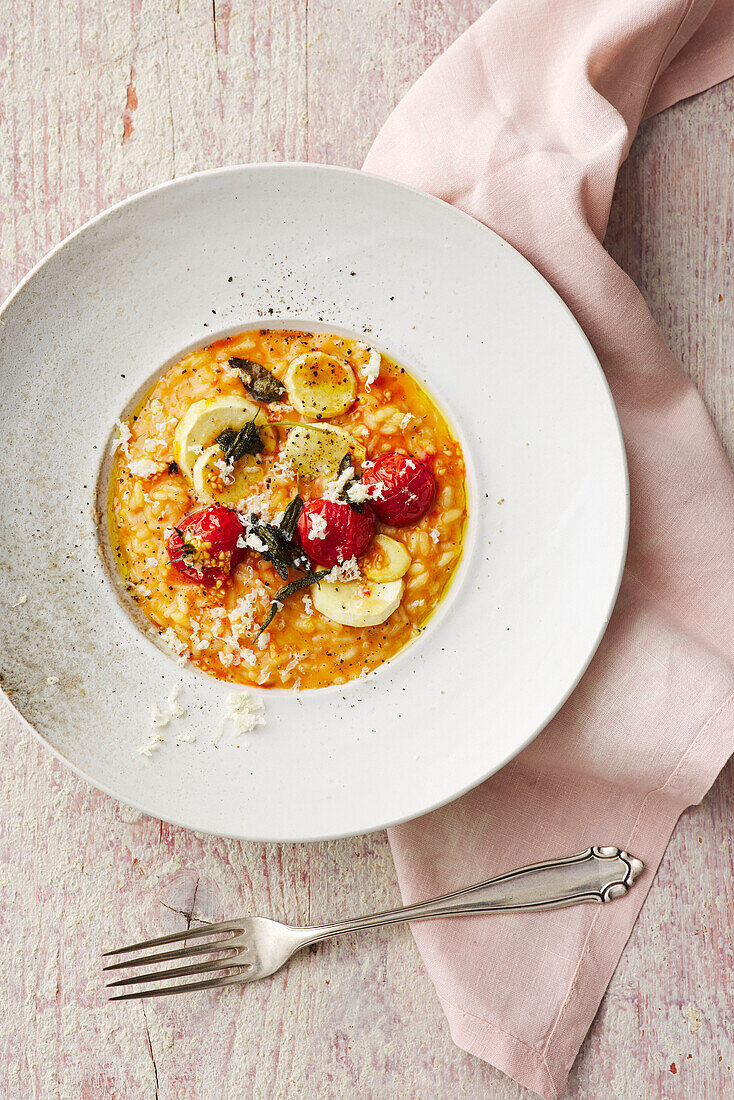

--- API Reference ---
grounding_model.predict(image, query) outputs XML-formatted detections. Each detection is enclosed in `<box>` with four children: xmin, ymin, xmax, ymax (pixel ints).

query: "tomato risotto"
<box><xmin>108</xmin><ymin>330</ymin><xmax>467</xmax><ymax>690</ymax></box>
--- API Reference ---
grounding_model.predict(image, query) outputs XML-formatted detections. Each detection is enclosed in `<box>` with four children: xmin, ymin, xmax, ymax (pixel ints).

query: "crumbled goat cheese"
<box><xmin>111</xmin><ymin>418</ymin><xmax>132</xmax><ymax>456</ymax></box>
<box><xmin>399</xmin><ymin>412</ymin><xmax>414</xmax><ymax>430</ymax></box>
<box><xmin>308</xmin><ymin>512</ymin><xmax>328</xmax><ymax>539</ymax></box>
<box><xmin>129</xmin><ymin>457</ymin><xmax>165</xmax><ymax>479</ymax></box>
<box><xmin>326</xmin><ymin>556</ymin><xmax>361</xmax><ymax>583</ymax></box>
<box><xmin>322</xmin><ymin>466</ymin><xmax>355</xmax><ymax>503</ymax></box>
<box><xmin>190</xmin><ymin>443</ymin><xmax>204</xmax><ymax>456</ymax></box>
<box><xmin>367</xmin><ymin>480</ymin><xmax>386</xmax><ymax>500</ymax></box>
<box><xmin>10</xmin><ymin>594</ymin><xmax>28</xmax><ymax>608</ymax></box>
<box><xmin>360</xmin><ymin>349</ymin><xmax>381</xmax><ymax>391</ymax></box>
<box><xmin>137</xmin><ymin>735</ymin><xmax>164</xmax><ymax>757</ymax></box>
<box><xmin>178</xmin><ymin>733</ymin><xmax>197</xmax><ymax>744</ymax></box>
<box><xmin>46</xmin><ymin>676</ymin><xmax>60</xmax><ymax>685</ymax></box>
<box><xmin>239</xmin><ymin>648</ymin><xmax>257</xmax><ymax>667</ymax></box>
<box><xmin>405</xmin><ymin>458</ymin><xmax>417</xmax><ymax>470</ymax></box>
<box><xmin>429</xmin><ymin>528</ymin><xmax>441</xmax><ymax>544</ymax></box>
<box><xmin>302</xmin><ymin>592</ymin><xmax>314</xmax><ymax>616</ymax></box>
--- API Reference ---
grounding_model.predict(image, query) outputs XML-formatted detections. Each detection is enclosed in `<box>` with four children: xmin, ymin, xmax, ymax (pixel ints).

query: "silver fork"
<box><xmin>104</xmin><ymin>846</ymin><xmax>643</xmax><ymax>1000</ymax></box>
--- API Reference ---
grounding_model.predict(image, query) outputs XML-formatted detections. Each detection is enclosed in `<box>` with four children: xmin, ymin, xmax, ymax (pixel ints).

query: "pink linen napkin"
<box><xmin>364</xmin><ymin>1</ymin><xmax>734</xmax><ymax>1096</ymax></box>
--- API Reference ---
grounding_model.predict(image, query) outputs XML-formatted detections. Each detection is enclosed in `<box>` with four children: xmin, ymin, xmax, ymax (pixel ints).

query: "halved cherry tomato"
<box><xmin>166</xmin><ymin>504</ymin><xmax>245</xmax><ymax>586</ymax></box>
<box><xmin>297</xmin><ymin>498</ymin><xmax>376</xmax><ymax>568</ymax></box>
<box><xmin>360</xmin><ymin>451</ymin><xmax>435</xmax><ymax>525</ymax></box>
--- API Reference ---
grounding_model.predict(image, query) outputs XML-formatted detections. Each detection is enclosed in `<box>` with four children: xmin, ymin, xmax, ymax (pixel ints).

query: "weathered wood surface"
<box><xmin>0</xmin><ymin>2</ymin><xmax>732</xmax><ymax>1097</ymax></box>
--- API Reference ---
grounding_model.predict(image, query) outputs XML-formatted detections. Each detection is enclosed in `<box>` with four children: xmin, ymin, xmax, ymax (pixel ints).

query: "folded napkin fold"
<box><xmin>364</xmin><ymin>1</ymin><xmax>734</xmax><ymax>1095</ymax></box>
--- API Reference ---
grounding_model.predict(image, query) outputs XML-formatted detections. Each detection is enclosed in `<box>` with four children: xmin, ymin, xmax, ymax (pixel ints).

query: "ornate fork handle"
<box><xmin>298</xmin><ymin>847</ymin><xmax>644</xmax><ymax>946</ymax></box>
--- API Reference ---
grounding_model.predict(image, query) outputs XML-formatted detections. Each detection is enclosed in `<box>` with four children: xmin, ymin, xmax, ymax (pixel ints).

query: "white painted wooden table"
<box><xmin>0</xmin><ymin>3</ymin><xmax>732</xmax><ymax>1096</ymax></box>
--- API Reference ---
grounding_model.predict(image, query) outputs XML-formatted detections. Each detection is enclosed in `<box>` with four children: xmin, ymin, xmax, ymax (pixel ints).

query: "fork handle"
<box><xmin>297</xmin><ymin>847</ymin><xmax>643</xmax><ymax>946</ymax></box>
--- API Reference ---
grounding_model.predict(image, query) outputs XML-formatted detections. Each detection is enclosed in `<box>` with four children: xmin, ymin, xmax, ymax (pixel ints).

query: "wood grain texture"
<box><xmin>0</xmin><ymin>2</ymin><xmax>732</xmax><ymax>1097</ymax></box>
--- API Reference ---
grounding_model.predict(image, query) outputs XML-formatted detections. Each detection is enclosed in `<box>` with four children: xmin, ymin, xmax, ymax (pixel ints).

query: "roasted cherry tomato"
<box><xmin>297</xmin><ymin>498</ymin><xmax>376</xmax><ymax>568</ymax></box>
<box><xmin>360</xmin><ymin>451</ymin><xmax>436</xmax><ymax>525</ymax></box>
<box><xmin>167</xmin><ymin>505</ymin><xmax>245</xmax><ymax>586</ymax></box>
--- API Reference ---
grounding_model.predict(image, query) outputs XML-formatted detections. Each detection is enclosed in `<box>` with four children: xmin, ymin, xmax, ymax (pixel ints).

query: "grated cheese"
<box><xmin>302</xmin><ymin>592</ymin><xmax>314</xmax><ymax>616</ymax></box>
<box><xmin>160</xmin><ymin>627</ymin><xmax>188</xmax><ymax>661</ymax></box>
<box><xmin>129</xmin><ymin>457</ymin><xmax>166</xmax><ymax>479</ymax></box>
<box><xmin>360</xmin><ymin>349</ymin><xmax>381</xmax><ymax>391</ymax></box>
<box><xmin>308</xmin><ymin>512</ymin><xmax>328</xmax><ymax>539</ymax></box>
<box><xmin>167</xmin><ymin>685</ymin><xmax>186</xmax><ymax>718</ymax></box>
<box><xmin>213</xmin><ymin>456</ymin><xmax>235</xmax><ymax>485</ymax></box>
<box><xmin>322</xmin><ymin>466</ymin><xmax>355</xmax><ymax>503</ymax></box>
<box><xmin>399</xmin><ymin>412</ymin><xmax>414</xmax><ymax>431</ymax></box>
<box><xmin>229</xmin><ymin>591</ymin><xmax>260</xmax><ymax>634</ymax></box>
<box><xmin>326</xmin><ymin>556</ymin><xmax>361</xmax><ymax>583</ymax></box>
<box><xmin>137</xmin><ymin>735</ymin><xmax>164</xmax><ymax>757</ymax></box>
<box><xmin>346</xmin><ymin>481</ymin><xmax>369</xmax><ymax>504</ymax></box>
<box><xmin>216</xmin><ymin>690</ymin><xmax>266</xmax><ymax>743</ymax></box>
<box><xmin>150</xmin><ymin>705</ymin><xmax>170</xmax><ymax>729</ymax></box>
<box><xmin>111</xmin><ymin>418</ymin><xmax>132</xmax><ymax>456</ymax></box>
<box><xmin>269</xmin><ymin>457</ymin><xmax>297</xmax><ymax>483</ymax></box>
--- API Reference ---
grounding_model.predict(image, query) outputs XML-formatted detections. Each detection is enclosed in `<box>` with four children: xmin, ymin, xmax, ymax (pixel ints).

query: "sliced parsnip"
<box><xmin>284</xmin><ymin>352</ymin><xmax>356</xmax><ymax>418</ymax></box>
<box><xmin>312</xmin><ymin>578</ymin><xmax>404</xmax><ymax>628</ymax></box>
<box><xmin>360</xmin><ymin>534</ymin><xmax>411</xmax><ymax>583</ymax></box>
<box><xmin>173</xmin><ymin>395</ymin><xmax>274</xmax><ymax>480</ymax></box>
<box><xmin>192</xmin><ymin>444</ymin><xmax>265</xmax><ymax>505</ymax></box>
<box><xmin>283</xmin><ymin>423</ymin><xmax>365</xmax><ymax>478</ymax></box>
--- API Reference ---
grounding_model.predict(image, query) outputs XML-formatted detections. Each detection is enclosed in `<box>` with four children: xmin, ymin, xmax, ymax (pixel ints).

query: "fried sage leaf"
<box><xmin>216</xmin><ymin>418</ymin><xmax>264</xmax><ymax>465</ymax></box>
<box><xmin>258</xmin><ymin>570</ymin><xmax>329</xmax><ymax>635</ymax></box>
<box><xmin>246</xmin><ymin>515</ymin><xmax>301</xmax><ymax>580</ymax></box>
<box><xmin>279</xmin><ymin>495</ymin><xmax>303</xmax><ymax>542</ymax></box>
<box><xmin>336</xmin><ymin>451</ymin><xmax>365</xmax><ymax>513</ymax></box>
<box><xmin>230</xmin><ymin>357</ymin><xmax>286</xmax><ymax>403</ymax></box>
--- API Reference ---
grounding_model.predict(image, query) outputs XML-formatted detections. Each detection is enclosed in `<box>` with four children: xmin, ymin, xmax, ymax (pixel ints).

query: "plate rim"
<box><xmin>0</xmin><ymin>162</ymin><xmax>630</xmax><ymax>840</ymax></box>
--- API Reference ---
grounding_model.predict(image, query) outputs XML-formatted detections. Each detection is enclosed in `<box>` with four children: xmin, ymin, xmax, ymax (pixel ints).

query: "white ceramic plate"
<box><xmin>0</xmin><ymin>164</ymin><xmax>627</xmax><ymax>840</ymax></box>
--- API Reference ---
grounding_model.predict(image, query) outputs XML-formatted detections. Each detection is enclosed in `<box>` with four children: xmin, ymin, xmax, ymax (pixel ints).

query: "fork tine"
<box><xmin>102</xmin><ymin>920</ymin><xmax>244</xmax><ymax>957</ymax></box>
<box><xmin>108</xmin><ymin>972</ymin><xmax>250</xmax><ymax>1002</ymax></box>
<box><xmin>103</xmin><ymin>938</ymin><xmax>241</xmax><ymax>972</ymax></box>
<box><xmin>107</xmin><ymin>957</ymin><xmax>251</xmax><ymax>989</ymax></box>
